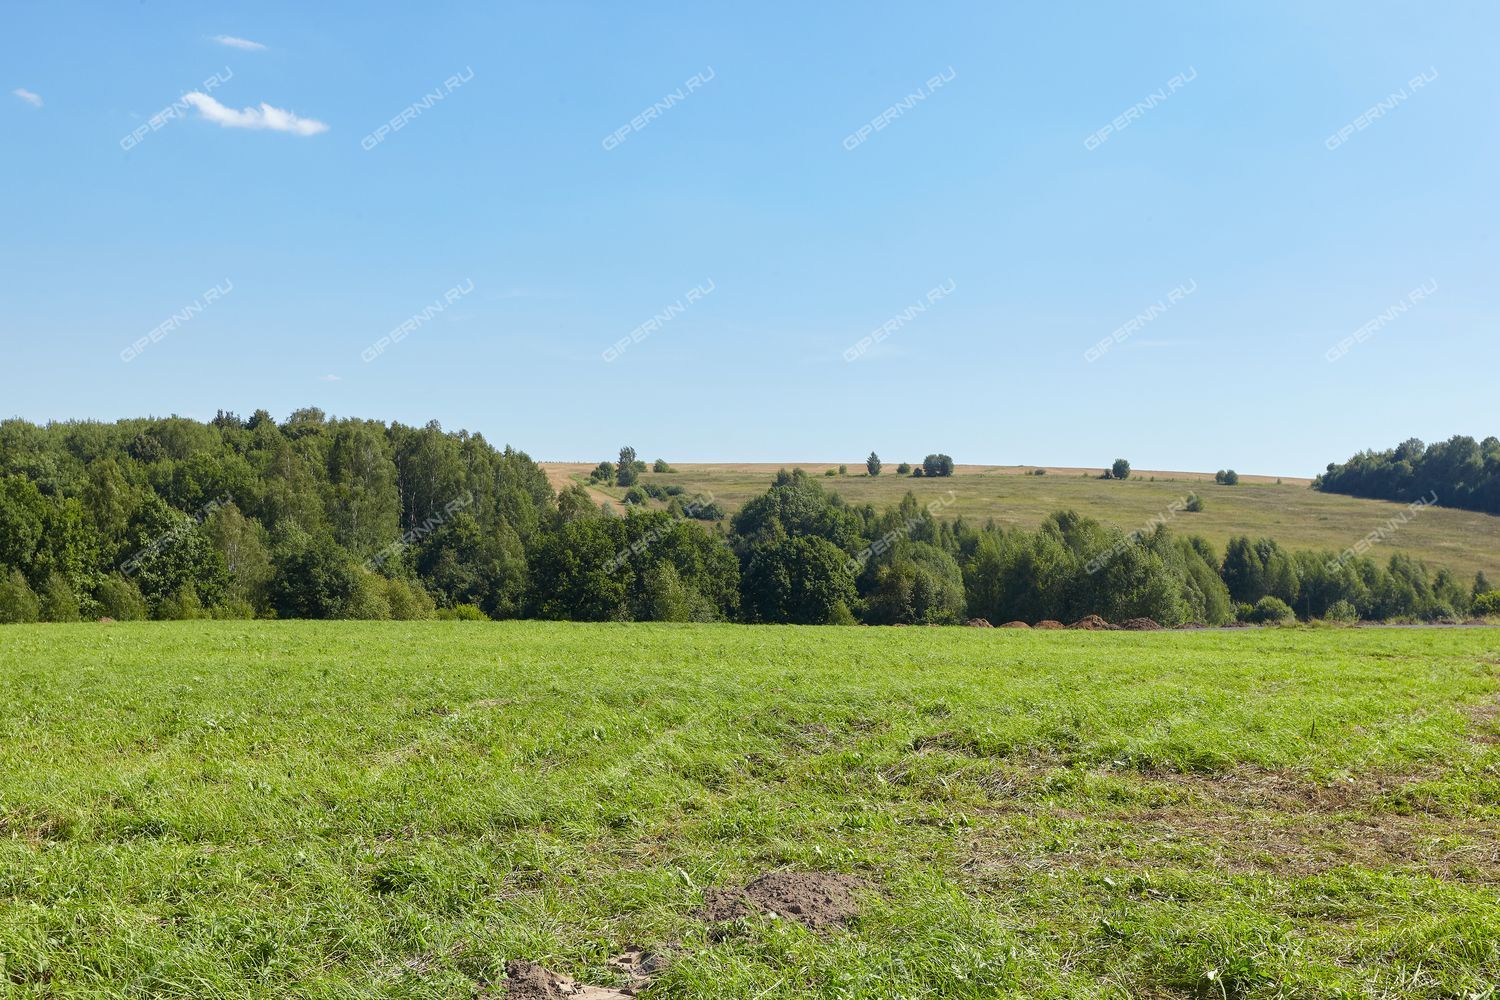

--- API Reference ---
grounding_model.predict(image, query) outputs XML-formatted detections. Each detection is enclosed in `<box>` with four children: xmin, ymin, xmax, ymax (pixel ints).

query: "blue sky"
<box><xmin>3</xmin><ymin>1</ymin><xmax>1495</xmax><ymax>476</ymax></box>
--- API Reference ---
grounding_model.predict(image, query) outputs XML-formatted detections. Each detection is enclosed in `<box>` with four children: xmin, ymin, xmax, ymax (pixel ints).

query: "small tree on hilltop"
<box><xmin>922</xmin><ymin>454</ymin><xmax>954</xmax><ymax>477</ymax></box>
<box><xmin>867</xmin><ymin>452</ymin><xmax>881</xmax><ymax>477</ymax></box>
<box><xmin>1112</xmin><ymin>458</ymin><xmax>1131</xmax><ymax>480</ymax></box>
<box><xmin>1215</xmin><ymin>469</ymin><xmax>1240</xmax><ymax>486</ymax></box>
<box><xmin>896</xmin><ymin>462</ymin><xmax>911</xmax><ymax>475</ymax></box>
<box><xmin>617</xmin><ymin>447</ymin><xmax>639</xmax><ymax>487</ymax></box>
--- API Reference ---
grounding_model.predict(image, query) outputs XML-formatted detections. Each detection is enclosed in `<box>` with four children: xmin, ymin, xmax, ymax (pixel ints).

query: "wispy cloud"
<box><xmin>213</xmin><ymin>35</ymin><xmax>266</xmax><ymax>51</ymax></box>
<box><xmin>13</xmin><ymin>88</ymin><xmax>42</xmax><ymax>107</ymax></box>
<box><xmin>318</xmin><ymin>374</ymin><xmax>342</xmax><ymax>382</ymax></box>
<box><xmin>182</xmin><ymin>92</ymin><xmax>328</xmax><ymax>135</ymax></box>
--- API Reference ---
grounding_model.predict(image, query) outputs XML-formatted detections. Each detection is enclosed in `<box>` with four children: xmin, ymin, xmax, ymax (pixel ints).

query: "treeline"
<box><xmin>0</xmin><ymin>412</ymin><xmax>1492</xmax><ymax>625</ymax></box>
<box><xmin>1316</xmin><ymin>435</ymin><xmax>1500</xmax><ymax>514</ymax></box>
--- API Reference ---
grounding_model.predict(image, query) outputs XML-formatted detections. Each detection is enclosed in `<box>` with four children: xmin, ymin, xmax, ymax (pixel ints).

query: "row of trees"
<box><xmin>862</xmin><ymin>453</ymin><xmax>954</xmax><ymax>477</ymax></box>
<box><xmin>588</xmin><ymin>446</ymin><xmax>673</xmax><ymax>488</ymax></box>
<box><xmin>1316</xmin><ymin>435</ymin><xmax>1500</xmax><ymax>513</ymax></box>
<box><xmin>0</xmin><ymin>413</ymin><xmax>1492</xmax><ymax>626</ymax></box>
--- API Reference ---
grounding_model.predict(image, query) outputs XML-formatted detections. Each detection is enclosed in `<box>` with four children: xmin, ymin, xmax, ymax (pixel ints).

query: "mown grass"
<box><xmin>1</xmin><ymin>621</ymin><xmax>1498</xmax><ymax>997</ymax></box>
<box><xmin>564</xmin><ymin>463</ymin><xmax>1500</xmax><ymax>584</ymax></box>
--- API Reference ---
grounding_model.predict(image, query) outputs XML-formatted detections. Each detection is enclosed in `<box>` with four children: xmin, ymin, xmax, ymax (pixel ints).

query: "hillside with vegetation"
<box><xmin>1</xmin><ymin>412</ymin><xmax>1495</xmax><ymax>627</ymax></box>
<box><xmin>557</xmin><ymin>458</ymin><xmax>1500</xmax><ymax>585</ymax></box>
<box><xmin>1315</xmin><ymin>434</ymin><xmax>1500</xmax><ymax>514</ymax></box>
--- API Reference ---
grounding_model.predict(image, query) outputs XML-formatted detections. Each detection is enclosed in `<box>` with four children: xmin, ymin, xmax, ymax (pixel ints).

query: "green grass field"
<box><xmin>3</xmin><ymin>621</ymin><xmax>1499</xmax><ymax>997</ymax></box>
<box><xmin>557</xmin><ymin>463</ymin><xmax>1500</xmax><ymax>585</ymax></box>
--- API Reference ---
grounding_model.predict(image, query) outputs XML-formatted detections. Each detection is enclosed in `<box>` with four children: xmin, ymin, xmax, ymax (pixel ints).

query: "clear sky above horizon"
<box><xmin>3</xmin><ymin>1</ymin><xmax>1495</xmax><ymax>477</ymax></box>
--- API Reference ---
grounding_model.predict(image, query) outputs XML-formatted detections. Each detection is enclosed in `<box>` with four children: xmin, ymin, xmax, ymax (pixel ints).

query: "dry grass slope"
<box><xmin>543</xmin><ymin>462</ymin><xmax>1500</xmax><ymax>582</ymax></box>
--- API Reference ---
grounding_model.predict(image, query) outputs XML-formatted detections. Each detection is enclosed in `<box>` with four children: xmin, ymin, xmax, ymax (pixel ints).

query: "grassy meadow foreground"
<box><xmin>548</xmin><ymin>462</ymin><xmax>1500</xmax><ymax>585</ymax></box>
<box><xmin>2</xmin><ymin>622</ymin><xmax>1499</xmax><ymax>998</ymax></box>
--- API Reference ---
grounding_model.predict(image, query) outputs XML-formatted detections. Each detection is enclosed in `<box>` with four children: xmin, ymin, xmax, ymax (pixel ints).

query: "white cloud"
<box><xmin>318</xmin><ymin>374</ymin><xmax>342</xmax><ymax>382</ymax></box>
<box><xmin>213</xmin><ymin>35</ymin><xmax>266</xmax><ymax>51</ymax></box>
<box><xmin>13</xmin><ymin>88</ymin><xmax>42</xmax><ymax>107</ymax></box>
<box><xmin>182</xmin><ymin>92</ymin><xmax>329</xmax><ymax>135</ymax></box>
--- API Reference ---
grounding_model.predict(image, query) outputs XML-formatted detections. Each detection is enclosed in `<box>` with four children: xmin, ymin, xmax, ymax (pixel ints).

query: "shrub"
<box><xmin>838</xmin><ymin>464</ymin><xmax>848</xmax><ymax>476</ymax></box>
<box><xmin>1112</xmin><ymin>459</ymin><xmax>1131</xmax><ymax>480</ymax></box>
<box><xmin>1247</xmin><ymin>595</ymin><xmax>1295</xmax><ymax>624</ymax></box>
<box><xmin>824</xmin><ymin>469</ymin><xmax>837</xmax><ymax>477</ymax></box>
<box><xmin>39</xmin><ymin>572</ymin><xmax>81</xmax><ymax>622</ymax></box>
<box><xmin>435</xmin><ymin>603</ymin><xmax>488</xmax><ymax>620</ymax></box>
<box><xmin>1215</xmin><ymin>469</ymin><xmax>1240</xmax><ymax>486</ymax></box>
<box><xmin>0</xmin><ymin>569</ymin><xmax>40</xmax><ymax>624</ymax></box>
<box><xmin>911</xmin><ymin>467</ymin><xmax>924</xmax><ymax>477</ymax></box>
<box><xmin>383</xmin><ymin>577</ymin><xmax>436</xmax><ymax>619</ymax></box>
<box><xmin>95</xmin><ymin>575</ymin><xmax>149</xmax><ymax>621</ymax></box>
<box><xmin>683</xmin><ymin>500</ymin><xmax>725</xmax><ymax>521</ymax></box>
<box><xmin>1473</xmin><ymin>591</ymin><xmax>1500</xmax><ymax>617</ymax></box>
<box><xmin>589</xmin><ymin>461</ymin><xmax>615</xmax><ymax>484</ymax></box>
<box><xmin>157</xmin><ymin>586</ymin><xmax>208</xmax><ymax>620</ymax></box>
<box><xmin>896</xmin><ymin>463</ymin><xmax>911</xmax><ymax>475</ymax></box>
<box><xmin>652</xmin><ymin>458</ymin><xmax>673</xmax><ymax>473</ymax></box>
<box><xmin>922</xmin><ymin>454</ymin><xmax>954</xmax><ymax>477</ymax></box>
<box><xmin>1325</xmin><ymin>599</ymin><xmax>1359</xmax><ymax>623</ymax></box>
<box><xmin>623</xmin><ymin>486</ymin><xmax>647</xmax><ymax>505</ymax></box>
<box><xmin>344</xmin><ymin>570</ymin><xmax>392</xmax><ymax>619</ymax></box>
<box><xmin>1185</xmin><ymin>493</ymin><xmax>1203</xmax><ymax>512</ymax></box>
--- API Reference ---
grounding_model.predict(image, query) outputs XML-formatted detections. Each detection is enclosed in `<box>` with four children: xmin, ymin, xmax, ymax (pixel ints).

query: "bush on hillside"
<box><xmin>1471</xmin><ymin>591</ymin><xmax>1500</xmax><ymax>617</ymax></box>
<box><xmin>0</xmin><ymin>569</ymin><xmax>40</xmax><ymax>624</ymax></box>
<box><xmin>1246</xmin><ymin>595</ymin><xmax>1295</xmax><ymax>624</ymax></box>
<box><xmin>1325</xmin><ymin>599</ymin><xmax>1359</xmax><ymax>623</ymax></box>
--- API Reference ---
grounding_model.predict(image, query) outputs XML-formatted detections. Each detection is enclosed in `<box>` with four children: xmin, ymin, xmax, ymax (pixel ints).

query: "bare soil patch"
<box><xmin>499</xmin><ymin>959</ymin><xmax>635</xmax><ymax>999</ymax></box>
<box><xmin>698</xmin><ymin>871</ymin><xmax>864</xmax><ymax>929</ymax></box>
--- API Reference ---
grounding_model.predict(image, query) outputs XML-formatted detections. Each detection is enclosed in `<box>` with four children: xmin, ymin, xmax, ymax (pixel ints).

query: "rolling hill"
<box><xmin>543</xmin><ymin>462</ymin><xmax>1500</xmax><ymax>584</ymax></box>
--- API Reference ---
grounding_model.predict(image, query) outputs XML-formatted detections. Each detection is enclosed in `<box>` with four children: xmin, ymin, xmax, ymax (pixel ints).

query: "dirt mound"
<box><xmin>999</xmin><ymin>621</ymin><xmax>1030</xmax><ymax>629</ymax></box>
<box><xmin>965</xmin><ymin>618</ymin><xmax>992</xmax><ymax>627</ymax></box>
<box><xmin>1120</xmin><ymin>617</ymin><xmax>1162</xmax><ymax>630</ymax></box>
<box><xmin>699</xmin><ymin>871</ymin><xmax>862</xmax><ymax>929</ymax></box>
<box><xmin>1033</xmin><ymin>620</ymin><xmax>1065</xmax><ymax>630</ymax></box>
<box><xmin>1068</xmin><ymin>614</ymin><xmax>1118</xmax><ymax>630</ymax></box>
<box><xmin>501</xmin><ymin>959</ymin><xmax>634</xmax><ymax>999</ymax></box>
